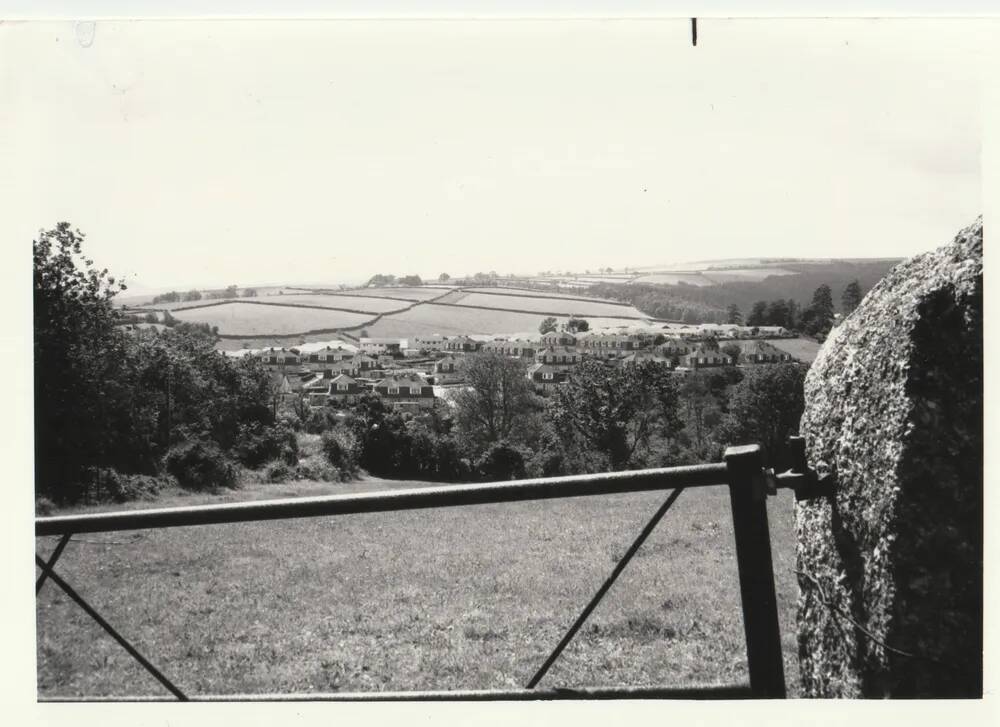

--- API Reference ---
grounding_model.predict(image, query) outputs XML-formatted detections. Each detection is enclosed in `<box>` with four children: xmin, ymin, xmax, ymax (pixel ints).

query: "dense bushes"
<box><xmin>164</xmin><ymin>439</ymin><xmax>238</xmax><ymax>491</ymax></box>
<box><xmin>320</xmin><ymin>428</ymin><xmax>359</xmax><ymax>479</ymax></box>
<box><xmin>264</xmin><ymin>460</ymin><xmax>296</xmax><ymax>484</ymax></box>
<box><xmin>83</xmin><ymin>468</ymin><xmax>175</xmax><ymax>503</ymax></box>
<box><xmin>234</xmin><ymin>422</ymin><xmax>298</xmax><ymax>468</ymax></box>
<box><xmin>476</xmin><ymin>442</ymin><xmax>526</xmax><ymax>481</ymax></box>
<box><xmin>34</xmin><ymin>222</ymin><xmax>284</xmax><ymax>504</ymax></box>
<box><xmin>301</xmin><ymin>407</ymin><xmax>339</xmax><ymax>434</ymax></box>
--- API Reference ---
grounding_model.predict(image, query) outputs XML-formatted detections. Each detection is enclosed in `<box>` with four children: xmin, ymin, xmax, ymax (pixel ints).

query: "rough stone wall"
<box><xmin>796</xmin><ymin>217</ymin><xmax>982</xmax><ymax>697</ymax></box>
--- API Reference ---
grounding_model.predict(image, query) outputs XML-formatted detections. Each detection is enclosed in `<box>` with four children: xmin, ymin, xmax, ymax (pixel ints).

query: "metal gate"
<box><xmin>35</xmin><ymin>441</ymin><xmax>817</xmax><ymax>701</ymax></box>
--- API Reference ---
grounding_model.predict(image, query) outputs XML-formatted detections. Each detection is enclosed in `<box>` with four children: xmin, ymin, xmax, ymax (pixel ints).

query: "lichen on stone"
<box><xmin>796</xmin><ymin>216</ymin><xmax>982</xmax><ymax>698</ymax></box>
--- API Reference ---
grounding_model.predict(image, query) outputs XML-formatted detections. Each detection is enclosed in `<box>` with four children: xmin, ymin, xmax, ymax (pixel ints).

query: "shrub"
<box><xmin>431</xmin><ymin>437</ymin><xmax>471</xmax><ymax>481</ymax></box>
<box><xmin>164</xmin><ymin>439</ymin><xmax>238</xmax><ymax>491</ymax></box>
<box><xmin>82</xmin><ymin>467</ymin><xmax>174</xmax><ymax>503</ymax></box>
<box><xmin>265</xmin><ymin>460</ymin><xmax>296</xmax><ymax>483</ymax></box>
<box><xmin>278</xmin><ymin>412</ymin><xmax>302</xmax><ymax>432</ymax></box>
<box><xmin>35</xmin><ymin>496</ymin><xmax>56</xmax><ymax>516</ymax></box>
<box><xmin>295</xmin><ymin>455</ymin><xmax>341</xmax><ymax>483</ymax></box>
<box><xmin>526</xmin><ymin>449</ymin><xmax>565</xmax><ymax>479</ymax></box>
<box><xmin>233</xmin><ymin>422</ymin><xmax>298</xmax><ymax>468</ymax></box>
<box><xmin>476</xmin><ymin>441</ymin><xmax>526</xmax><ymax>481</ymax></box>
<box><xmin>320</xmin><ymin>428</ymin><xmax>359</xmax><ymax>476</ymax></box>
<box><xmin>303</xmin><ymin>408</ymin><xmax>338</xmax><ymax>434</ymax></box>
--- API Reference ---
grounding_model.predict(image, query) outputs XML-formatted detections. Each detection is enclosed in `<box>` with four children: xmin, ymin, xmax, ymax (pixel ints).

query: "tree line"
<box><xmin>365</xmin><ymin>274</ymin><xmax>424</xmax><ymax>287</ymax></box>
<box><xmin>150</xmin><ymin>285</ymin><xmax>257</xmax><ymax>304</ymax></box>
<box><xmin>589</xmin><ymin>266</ymin><xmax>878</xmax><ymax>328</ymax></box>
<box><xmin>337</xmin><ymin>354</ymin><xmax>807</xmax><ymax>485</ymax></box>
<box><xmin>739</xmin><ymin>281</ymin><xmax>864</xmax><ymax>340</ymax></box>
<box><xmin>34</xmin><ymin>224</ymin><xmax>284</xmax><ymax>506</ymax></box>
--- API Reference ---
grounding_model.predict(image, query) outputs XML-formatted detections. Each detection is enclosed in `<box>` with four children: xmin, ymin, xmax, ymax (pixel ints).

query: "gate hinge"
<box><xmin>764</xmin><ymin>436</ymin><xmax>834</xmax><ymax>502</ymax></box>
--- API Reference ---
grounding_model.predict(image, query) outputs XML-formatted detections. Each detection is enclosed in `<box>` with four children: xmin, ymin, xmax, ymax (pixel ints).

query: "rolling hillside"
<box><xmin>125</xmin><ymin>285</ymin><xmax>659</xmax><ymax>349</ymax></box>
<box><xmin>122</xmin><ymin>256</ymin><xmax>901</xmax><ymax>344</ymax></box>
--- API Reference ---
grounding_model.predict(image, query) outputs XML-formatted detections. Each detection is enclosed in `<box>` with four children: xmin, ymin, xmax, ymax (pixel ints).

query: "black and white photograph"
<box><xmin>3</xmin><ymin>1</ymin><xmax>995</xmax><ymax>718</ymax></box>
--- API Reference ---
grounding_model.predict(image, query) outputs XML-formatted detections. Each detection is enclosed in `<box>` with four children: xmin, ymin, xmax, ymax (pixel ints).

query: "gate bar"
<box><xmin>40</xmin><ymin>682</ymin><xmax>753</xmax><ymax>701</ymax></box>
<box><xmin>36</xmin><ymin>532</ymin><xmax>72</xmax><ymax>594</ymax></box>
<box><xmin>34</xmin><ymin>555</ymin><xmax>188</xmax><ymax>701</ymax></box>
<box><xmin>724</xmin><ymin>444</ymin><xmax>786</xmax><ymax>698</ymax></box>
<box><xmin>526</xmin><ymin>487</ymin><xmax>684</xmax><ymax>688</ymax></box>
<box><xmin>36</xmin><ymin>463</ymin><xmax>729</xmax><ymax>536</ymax></box>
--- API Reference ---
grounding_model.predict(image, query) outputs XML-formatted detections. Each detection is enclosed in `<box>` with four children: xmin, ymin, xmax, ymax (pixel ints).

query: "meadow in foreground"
<box><xmin>36</xmin><ymin>477</ymin><xmax>799</xmax><ymax>698</ymax></box>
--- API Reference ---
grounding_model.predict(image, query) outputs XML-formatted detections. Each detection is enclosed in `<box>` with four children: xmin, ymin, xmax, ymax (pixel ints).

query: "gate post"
<box><xmin>724</xmin><ymin>444</ymin><xmax>786</xmax><ymax>698</ymax></box>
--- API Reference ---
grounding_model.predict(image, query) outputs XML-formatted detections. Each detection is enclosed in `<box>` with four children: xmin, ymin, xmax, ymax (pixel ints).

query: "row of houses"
<box><xmin>248</xmin><ymin>322</ymin><xmax>792</xmax><ymax>370</ymax></box>
<box><xmin>254</xmin><ymin>334</ymin><xmax>794</xmax><ymax>399</ymax></box>
<box><xmin>278</xmin><ymin>370</ymin><xmax>436</xmax><ymax>412</ymax></box>
<box><xmin>245</xmin><ymin>322</ymin><xmax>798</xmax><ymax>408</ymax></box>
<box><xmin>522</xmin><ymin>339</ymin><xmax>793</xmax><ymax>391</ymax></box>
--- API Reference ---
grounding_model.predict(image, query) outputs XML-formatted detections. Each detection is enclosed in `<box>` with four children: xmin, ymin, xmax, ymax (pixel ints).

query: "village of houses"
<box><xmin>233</xmin><ymin>322</ymin><xmax>797</xmax><ymax>413</ymax></box>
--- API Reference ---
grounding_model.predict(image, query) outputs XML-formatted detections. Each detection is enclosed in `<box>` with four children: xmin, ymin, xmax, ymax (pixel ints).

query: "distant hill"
<box><xmin>629</xmin><ymin>256</ymin><xmax>903</xmax><ymax>273</ymax></box>
<box><xmin>661</xmin><ymin>259</ymin><xmax>903</xmax><ymax>314</ymax></box>
<box><xmin>575</xmin><ymin>258</ymin><xmax>903</xmax><ymax>323</ymax></box>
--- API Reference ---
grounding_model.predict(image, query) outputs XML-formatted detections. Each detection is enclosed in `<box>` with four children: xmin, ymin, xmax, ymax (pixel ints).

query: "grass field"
<box><xmin>571</xmin><ymin>275</ymin><xmax>638</xmax><ymax>283</ymax></box>
<box><xmin>700</xmin><ymin>269</ymin><xmax>798</xmax><ymax>284</ymax></box>
<box><xmin>36</xmin><ymin>477</ymin><xmax>800</xmax><ymax>698</ymax></box>
<box><xmin>363</xmin><ymin>306</ymin><xmax>555</xmax><ymax>337</ymax></box>
<box><xmin>766</xmin><ymin>338</ymin><xmax>823</xmax><ymax>363</ymax></box>
<box><xmin>170</xmin><ymin>302</ymin><xmax>374</xmax><ymax>336</ymax></box>
<box><xmin>344</xmin><ymin>286</ymin><xmax>455</xmax><ymax>301</ymax></box>
<box><xmin>366</xmin><ymin>306</ymin><xmax>656</xmax><ymax>338</ymax></box>
<box><xmin>461</xmin><ymin>287</ymin><xmax>625</xmax><ymax>303</ymax></box>
<box><xmin>443</xmin><ymin>292</ymin><xmax>645</xmax><ymax>319</ymax></box>
<box><xmin>630</xmin><ymin>273</ymin><xmax>715</xmax><ymax>287</ymax></box>
<box><xmin>235</xmin><ymin>294</ymin><xmax>412</xmax><ymax>313</ymax></box>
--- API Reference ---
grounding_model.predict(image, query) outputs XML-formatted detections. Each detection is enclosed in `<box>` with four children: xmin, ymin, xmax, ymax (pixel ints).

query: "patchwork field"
<box><xmin>214</xmin><ymin>334</ymin><xmax>359</xmax><ymax>352</ymax></box>
<box><xmin>461</xmin><ymin>287</ymin><xmax>624</xmax><ymax>302</ymax></box>
<box><xmin>630</xmin><ymin>273</ymin><xmax>714</xmax><ymax>287</ymax></box>
<box><xmin>36</xmin><ymin>477</ymin><xmax>800</xmax><ymax>698</ymax></box>
<box><xmin>234</xmin><ymin>294</ymin><xmax>412</xmax><ymax>313</ymax></box>
<box><xmin>363</xmin><ymin>306</ymin><xmax>554</xmax><ymax>337</ymax></box>
<box><xmin>170</xmin><ymin>302</ymin><xmax>374</xmax><ymax>336</ymax></box>
<box><xmin>699</xmin><ymin>268</ymin><xmax>798</xmax><ymax>284</ymax></box>
<box><xmin>341</xmin><ymin>286</ymin><xmax>455</xmax><ymax>301</ymax></box>
<box><xmin>572</xmin><ymin>275</ymin><xmax>638</xmax><ymax>283</ymax></box>
<box><xmin>442</xmin><ymin>292</ymin><xmax>645</xmax><ymax>319</ymax></box>
<box><xmin>366</xmin><ymin>305</ymin><xmax>657</xmax><ymax>338</ymax></box>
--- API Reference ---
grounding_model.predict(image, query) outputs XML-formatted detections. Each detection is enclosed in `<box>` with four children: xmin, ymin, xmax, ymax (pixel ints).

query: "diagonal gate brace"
<box><xmin>526</xmin><ymin>487</ymin><xmax>684</xmax><ymax>689</ymax></box>
<box><xmin>34</xmin><ymin>554</ymin><xmax>188</xmax><ymax>701</ymax></box>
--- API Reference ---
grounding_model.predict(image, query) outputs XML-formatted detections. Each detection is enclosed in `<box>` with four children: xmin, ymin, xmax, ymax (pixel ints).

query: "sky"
<box><xmin>0</xmin><ymin>17</ymin><xmax>990</xmax><ymax>292</ymax></box>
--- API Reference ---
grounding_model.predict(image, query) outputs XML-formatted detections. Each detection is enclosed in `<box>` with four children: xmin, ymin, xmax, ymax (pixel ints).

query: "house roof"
<box><xmin>687</xmin><ymin>343</ymin><xmax>728</xmax><ymax>357</ymax></box>
<box><xmin>273</xmin><ymin>372</ymin><xmax>309</xmax><ymax>392</ymax></box>
<box><xmin>578</xmin><ymin>331</ymin><xmax>641</xmax><ymax>340</ymax></box>
<box><xmin>738</xmin><ymin>340</ymin><xmax>786</xmax><ymax>356</ymax></box>
<box><xmin>330</xmin><ymin>374</ymin><xmax>358</xmax><ymax>385</ymax></box>
<box><xmin>537</xmin><ymin>345</ymin><xmax>578</xmax><ymax>355</ymax></box>
<box><xmin>259</xmin><ymin>348</ymin><xmax>301</xmax><ymax>359</ymax></box>
<box><xmin>621</xmin><ymin>350</ymin><xmax>667</xmax><ymax>363</ymax></box>
<box><xmin>527</xmin><ymin>362</ymin><xmax>564</xmax><ymax>376</ymax></box>
<box><xmin>375</xmin><ymin>373</ymin><xmax>427</xmax><ymax>388</ymax></box>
